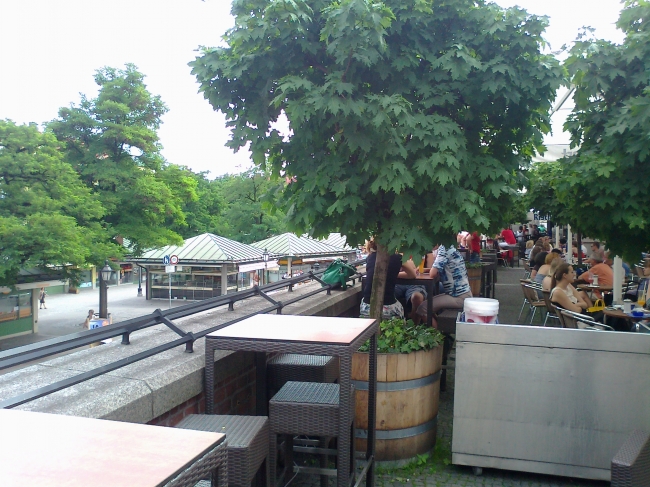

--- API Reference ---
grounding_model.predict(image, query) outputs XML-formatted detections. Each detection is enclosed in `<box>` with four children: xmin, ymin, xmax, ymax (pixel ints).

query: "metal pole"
<box><xmin>567</xmin><ymin>225</ymin><xmax>573</xmax><ymax>264</ymax></box>
<box><xmin>168</xmin><ymin>272</ymin><xmax>172</xmax><ymax>309</ymax></box>
<box><xmin>137</xmin><ymin>266</ymin><xmax>143</xmax><ymax>297</ymax></box>
<box><xmin>613</xmin><ymin>256</ymin><xmax>624</xmax><ymax>304</ymax></box>
<box><xmin>99</xmin><ymin>273</ymin><xmax>108</xmax><ymax>319</ymax></box>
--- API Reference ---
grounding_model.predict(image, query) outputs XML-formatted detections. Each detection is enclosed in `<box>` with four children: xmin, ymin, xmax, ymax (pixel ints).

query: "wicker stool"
<box><xmin>269</xmin><ymin>381</ymin><xmax>355</xmax><ymax>487</ymax></box>
<box><xmin>176</xmin><ymin>414</ymin><xmax>269</xmax><ymax>487</ymax></box>
<box><xmin>267</xmin><ymin>354</ymin><xmax>339</xmax><ymax>397</ymax></box>
<box><xmin>611</xmin><ymin>430</ymin><xmax>650</xmax><ymax>486</ymax></box>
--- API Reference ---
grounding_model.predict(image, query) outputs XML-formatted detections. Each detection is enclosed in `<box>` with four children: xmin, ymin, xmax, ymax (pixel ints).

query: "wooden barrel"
<box><xmin>467</xmin><ymin>267</ymin><xmax>482</xmax><ymax>297</ymax></box>
<box><xmin>352</xmin><ymin>346</ymin><xmax>443</xmax><ymax>463</ymax></box>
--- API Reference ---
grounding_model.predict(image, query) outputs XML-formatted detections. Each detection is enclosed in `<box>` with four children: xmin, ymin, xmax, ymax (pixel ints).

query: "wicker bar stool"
<box><xmin>176</xmin><ymin>414</ymin><xmax>269</xmax><ymax>487</ymax></box>
<box><xmin>269</xmin><ymin>381</ymin><xmax>355</xmax><ymax>487</ymax></box>
<box><xmin>267</xmin><ymin>354</ymin><xmax>339</xmax><ymax>397</ymax></box>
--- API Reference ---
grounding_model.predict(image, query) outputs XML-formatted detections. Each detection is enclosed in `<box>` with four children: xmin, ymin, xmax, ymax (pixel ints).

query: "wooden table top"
<box><xmin>207</xmin><ymin>314</ymin><xmax>376</xmax><ymax>345</ymax></box>
<box><xmin>576</xmin><ymin>284</ymin><xmax>613</xmax><ymax>292</ymax></box>
<box><xmin>0</xmin><ymin>409</ymin><xmax>225</xmax><ymax>487</ymax></box>
<box><xmin>603</xmin><ymin>308</ymin><xmax>649</xmax><ymax>321</ymax></box>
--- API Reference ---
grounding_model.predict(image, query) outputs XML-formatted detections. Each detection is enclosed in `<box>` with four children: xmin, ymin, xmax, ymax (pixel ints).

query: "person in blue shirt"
<box><xmin>413</xmin><ymin>244</ymin><xmax>472</xmax><ymax>328</ymax></box>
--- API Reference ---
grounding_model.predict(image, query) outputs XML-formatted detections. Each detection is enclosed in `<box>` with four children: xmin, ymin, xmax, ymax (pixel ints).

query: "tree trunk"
<box><xmin>369</xmin><ymin>241</ymin><xmax>390</xmax><ymax>320</ymax></box>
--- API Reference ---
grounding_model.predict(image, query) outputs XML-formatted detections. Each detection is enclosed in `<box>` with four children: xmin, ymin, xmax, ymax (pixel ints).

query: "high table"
<box><xmin>0</xmin><ymin>409</ymin><xmax>227</xmax><ymax>487</ymax></box>
<box><xmin>396</xmin><ymin>274</ymin><xmax>439</xmax><ymax>325</ymax></box>
<box><xmin>205</xmin><ymin>314</ymin><xmax>379</xmax><ymax>487</ymax></box>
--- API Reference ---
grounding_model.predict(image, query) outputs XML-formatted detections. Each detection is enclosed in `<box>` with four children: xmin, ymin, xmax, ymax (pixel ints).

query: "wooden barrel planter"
<box><xmin>351</xmin><ymin>345</ymin><xmax>443</xmax><ymax>464</ymax></box>
<box><xmin>466</xmin><ymin>266</ymin><xmax>482</xmax><ymax>296</ymax></box>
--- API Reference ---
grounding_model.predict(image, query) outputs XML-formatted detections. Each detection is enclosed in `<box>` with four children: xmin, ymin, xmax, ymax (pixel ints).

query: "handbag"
<box><xmin>320</xmin><ymin>259</ymin><xmax>357</xmax><ymax>290</ymax></box>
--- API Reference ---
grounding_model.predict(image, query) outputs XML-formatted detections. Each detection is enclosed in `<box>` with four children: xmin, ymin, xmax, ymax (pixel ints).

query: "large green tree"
<box><xmin>559</xmin><ymin>1</ymin><xmax>650</xmax><ymax>260</ymax></box>
<box><xmin>0</xmin><ymin>121</ymin><xmax>119</xmax><ymax>287</ymax></box>
<box><xmin>48</xmin><ymin>64</ymin><xmax>196</xmax><ymax>255</ymax></box>
<box><xmin>216</xmin><ymin>169</ymin><xmax>288</xmax><ymax>244</ymax></box>
<box><xmin>191</xmin><ymin>0</ymin><xmax>562</xmax><ymax>317</ymax></box>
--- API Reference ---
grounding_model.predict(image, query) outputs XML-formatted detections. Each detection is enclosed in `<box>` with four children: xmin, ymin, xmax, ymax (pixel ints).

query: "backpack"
<box><xmin>320</xmin><ymin>259</ymin><xmax>357</xmax><ymax>290</ymax></box>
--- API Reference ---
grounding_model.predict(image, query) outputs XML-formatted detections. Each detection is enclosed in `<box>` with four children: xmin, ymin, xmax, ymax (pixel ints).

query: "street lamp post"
<box><xmin>99</xmin><ymin>260</ymin><xmax>112</xmax><ymax>319</ymax></box>
<box><xmin>262</xmin><ymin>248</ymin><xmax>269</xmax><ymax>285</ymax></box>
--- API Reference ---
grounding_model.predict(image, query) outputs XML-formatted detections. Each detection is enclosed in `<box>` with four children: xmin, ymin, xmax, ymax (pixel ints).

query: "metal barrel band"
<box><xmin>355</xmin><ymin>415</ymin><xmax>438</xmax><ymax>440</ymax></box>
<box><xmin>351</xmin><ymin>369</ymin><xmax>441</xmax><ymax>392</ymax></box>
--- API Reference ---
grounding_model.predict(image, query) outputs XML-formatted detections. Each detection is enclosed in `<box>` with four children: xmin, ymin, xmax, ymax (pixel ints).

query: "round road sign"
<box><xmin>170</xmin><ymin>255</ymin><xmax>179</xmax><ymax>265</ymax></box>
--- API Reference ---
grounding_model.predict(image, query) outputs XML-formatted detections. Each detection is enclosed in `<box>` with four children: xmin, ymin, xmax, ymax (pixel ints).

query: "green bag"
<box><xmin>321</xmin><ymin>259</ymin><xmax>357</xmax><ymax>290</ymax></box>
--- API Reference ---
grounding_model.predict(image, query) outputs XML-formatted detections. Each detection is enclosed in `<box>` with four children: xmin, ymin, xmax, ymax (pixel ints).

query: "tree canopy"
<box><xmin>557</xmin><ymin>0</ymin><xmax>650</xmax><ymax>260</ymax></box>
<box><xmin>48</xmin><ymin>64</ymin><xmax>196</xmax><ymax>255</ymax></box>
<box><xmin>0</xmin><ymin>120</ymin><xmax>119</xmax><ymax>287</ymax></box>
<box><xmin>191</xmin><ymin>0</ymin><xmax>563</xmax><ymax>255</ymax></box>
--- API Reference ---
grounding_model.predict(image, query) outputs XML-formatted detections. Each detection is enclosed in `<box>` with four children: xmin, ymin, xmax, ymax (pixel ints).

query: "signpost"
<box><xmin>163</xmin><ymin>255</ymin><xmax>175</xmax><ymax>308</ymax></box>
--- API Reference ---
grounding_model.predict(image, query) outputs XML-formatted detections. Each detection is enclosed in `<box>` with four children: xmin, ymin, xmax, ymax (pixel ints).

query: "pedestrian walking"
<box><xmin>39</xmin><ymin>288</ymin><xmax>47</xmax><ymax>309</ymax></box>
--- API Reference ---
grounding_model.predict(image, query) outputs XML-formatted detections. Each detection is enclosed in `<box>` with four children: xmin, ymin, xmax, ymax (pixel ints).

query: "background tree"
<box><xmin>172</xmin><ymin>170</ymin><xmax>226</xmax><ymax>239</ymax></box>
<box><xmin>191</xmin><ymin>0</ymin><xmax>562</xmax><ymax>318</ymax></box>
<box><xmin>0</xmin><ymin>121</ymin><xmax>119</xmax><ymax>287</ymax></box>
<box><xmin>216</xmin><ymin>169</ymin><xmax>288</xmax><ymax>244</ymax></box>
<box><xmin>559</xmin><ymin>1</ymin><xmax>650</xmax><ymax>260</ymax></box>
<box><xmin>48</xmin><ymin>64</ymin><xmax>195</xmax><ymax>255</ymax></box>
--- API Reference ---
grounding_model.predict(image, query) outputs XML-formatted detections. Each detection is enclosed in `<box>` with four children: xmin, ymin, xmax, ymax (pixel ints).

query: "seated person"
<box><xmin>394</xmin><ymin>257</ymin><xmax>426</xmax><ymax>321</ymax></box>
<box><xmin>414</xmin><ymin>244</ymin><xmax>472</xmax><ymax>328</ymax></box>
<box><xmin>360</xmin><ymin>240</ymin><xmax>415</xmax><ymax>319</ymax></box>
<box><xmin>533</xmin><ymin>252</ymin><xmax>561</xmax><ymax>296</ymax></box>
<box><xmin>543</xmin><ymin>258</ymin><xmax>593</xmax><ymax>308</ymax></box>
<box><xmin>550</xmin><ymin>263</ymin><xmax>590</xmax><ymax>313</ymax></box>
<box><xmin>576</xmin><ymin>251</ymin><xmax>613</xmax><ymax>298</ymax></box>
<box><xmin>524</xmin><ymin>240</ymin><xmax>534</xmax><ymax>260</ymax></box>
<box><xmin>499</xmin><ymin>227</ymin><xmax>517</xmax><ymax>248</ymax></box>
<box><xmin>529</xmin><ymin>251</ymin><xmax>549</xmax><ymax>279</ymax></box>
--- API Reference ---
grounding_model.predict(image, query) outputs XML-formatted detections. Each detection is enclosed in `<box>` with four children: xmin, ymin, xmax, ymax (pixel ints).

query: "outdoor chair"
<box><xmin>269</xmin><ymin>381</ymin><xmax>355</xmax><ymax>487</ymax></box>
<box><xmin>517</xmin><ymin>279</ymin><xmax>531</xmax><ymax>322</ymax></box>
<box><xmin>176</xmin><ymin>414</ymin><xmax>270</xmax><ymax>487</ymax></box>
<box><xmin>521</xmin><ymin>282</ymin><xmax>547</xmax><ymax>324</ymax></box>
<box><xmin>541</xmin><ymin>290</ymin><xmax>561</xmax><ymax>327</ymax></box>
<box><xmin>559</xmin><ymin>309</ymin><xmax>614</xmax><ymax>331</ymax></box>
<box><xmin>523</xmin><ymin>261</ymin><xmax>532</xmax><ymax>280</ymax></box>
<box><xmin>267</xmin><ymin>354</ymin><xmax>339</xmax><ymax>399</ymax></box>
<box><xmin>611</xmin><ymin>429</ymin><xmax>650</xmax><ymax>486</ymax></box>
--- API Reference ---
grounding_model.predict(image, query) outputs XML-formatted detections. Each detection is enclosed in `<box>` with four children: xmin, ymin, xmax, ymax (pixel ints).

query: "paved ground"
<box><xmin>0</xmin><ymin>283</ymin><xmax>190</xmax><ymax>351</ymax></box>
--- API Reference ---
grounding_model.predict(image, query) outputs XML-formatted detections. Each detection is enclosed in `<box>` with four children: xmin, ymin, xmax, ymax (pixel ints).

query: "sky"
<box><xmin>0</xmin><ymin>0</ymin><xmax>626</xmax><ymax>177</ymax></box>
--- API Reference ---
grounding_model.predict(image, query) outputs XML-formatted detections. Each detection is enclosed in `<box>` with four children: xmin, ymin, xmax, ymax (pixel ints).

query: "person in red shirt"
<box><xmin>466</xmin><ymin>231</ymin><xmax>482</xmax><ymax>263</ymax></box>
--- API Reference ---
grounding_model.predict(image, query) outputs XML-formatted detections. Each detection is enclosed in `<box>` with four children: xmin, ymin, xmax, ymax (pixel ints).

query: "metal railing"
<box><xmin>0</xmin><ymin>261</ymin><xmax>366</xmax><ymax>409</ymax></box>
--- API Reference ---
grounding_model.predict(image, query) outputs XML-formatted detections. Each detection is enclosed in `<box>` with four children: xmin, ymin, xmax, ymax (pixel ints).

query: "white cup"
<box><xmin>624</xmin><ymin>299</ymin><xmax>633</xmax><ymax>313</ymax></box>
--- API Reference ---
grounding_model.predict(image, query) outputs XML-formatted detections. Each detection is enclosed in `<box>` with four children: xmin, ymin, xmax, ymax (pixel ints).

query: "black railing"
<box><xmin>0</xmin><ymin>260</ymin><xmax>366</xmax><ymax>409</ymax></box>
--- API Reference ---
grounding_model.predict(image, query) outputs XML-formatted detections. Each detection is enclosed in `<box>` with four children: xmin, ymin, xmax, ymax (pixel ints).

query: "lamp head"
<box><xmin>101</xmin><ymin>260</ymin><xmax>112</xmax><ymax>281</ymax></box>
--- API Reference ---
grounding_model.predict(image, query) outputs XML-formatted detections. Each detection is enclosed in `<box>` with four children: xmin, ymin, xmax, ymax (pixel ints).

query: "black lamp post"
<box><xmin>99</xmin><ymin>260</ymin><xmax>112</xmax><ymax>319</ymax></box>
<box><xmin>262</xmin><ymin>248</ymin><xmax>269</xmax><ymax>285</ymax></box>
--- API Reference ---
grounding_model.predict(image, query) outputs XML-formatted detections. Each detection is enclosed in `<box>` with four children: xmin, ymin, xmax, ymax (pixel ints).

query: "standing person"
<box><xmin>414</xmin><ymin>244</ymin><xmax>472</xmax><ymax>328</ymax></box>
<box><xmin>466</xmin><ymin>231</ymin><xmax>482</xmax><ymax>263</ymax></box>
<box><xmin>39</xmin><ymin>288</ymin><xmax>47</xmax><ymax>309</ymax></box>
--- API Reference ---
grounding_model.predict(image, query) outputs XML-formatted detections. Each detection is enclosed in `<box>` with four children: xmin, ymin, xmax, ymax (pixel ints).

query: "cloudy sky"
<box><xmin>1</xmin><ymin>0</ymin><xmax>626</xmax><ymax>176</ymax></box>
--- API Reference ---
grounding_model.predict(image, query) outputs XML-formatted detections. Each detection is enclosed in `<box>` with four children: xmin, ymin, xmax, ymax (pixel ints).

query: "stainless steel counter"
<box><xmin>452</xmin><ymin>322</ymin><xmax>650</xmax><ymax>481</ymax></box>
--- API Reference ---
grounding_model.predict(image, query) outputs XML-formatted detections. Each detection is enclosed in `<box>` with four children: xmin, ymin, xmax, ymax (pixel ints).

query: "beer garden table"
<box><xmin>0</xmin><ymin>409</ymin><xmax>227</xmax><ymax>487</ymax></box>
<box><xmin>205</xmin><ymin>314</ymin><xmax>379</xmax><ymax>487</ymax></box>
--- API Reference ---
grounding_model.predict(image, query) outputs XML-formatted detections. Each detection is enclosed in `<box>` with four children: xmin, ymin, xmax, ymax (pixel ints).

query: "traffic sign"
<box><xmin>162</xmin><ymin>255</ymin><xmax>170</xmax><ymax>265</ymax></box>
<box><xmin>170</xmin><ymin>255</ymin><xmax>179</xmax><ymax>265</ymax></box>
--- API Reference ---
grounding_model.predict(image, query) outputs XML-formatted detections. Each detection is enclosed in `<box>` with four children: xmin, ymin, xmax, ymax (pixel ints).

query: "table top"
<box><xmin>576</xmin><ymin>284</ymin><xmax>613</xmax><ymax>292</ymax></box>
<box><xmin>207</xmin><ymin>314</ymin><xmax>377</xmax><ymax>345</ymax></box>
<box><xmin>603</xmin><ymin>308</ymin><xmax>650</xmax><ymax>320</ymax></box>
<box><xmin>0</xmin><ymin>409</ymin><xmax>225</xmax><ymax>487</ymax></box>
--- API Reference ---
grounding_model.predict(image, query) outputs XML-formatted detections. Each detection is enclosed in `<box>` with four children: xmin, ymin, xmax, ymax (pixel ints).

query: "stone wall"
<box><xmin>0</xmin><ymin>281</ymin><xmax>363</xmax><ymax>423</ymax></box>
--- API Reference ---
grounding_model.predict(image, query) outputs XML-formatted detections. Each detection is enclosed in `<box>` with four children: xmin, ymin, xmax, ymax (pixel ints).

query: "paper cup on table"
<box><xmin>624</xmin><ymin>299</ymin><xmax>633</xmax><ymax>314</ymax></box>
